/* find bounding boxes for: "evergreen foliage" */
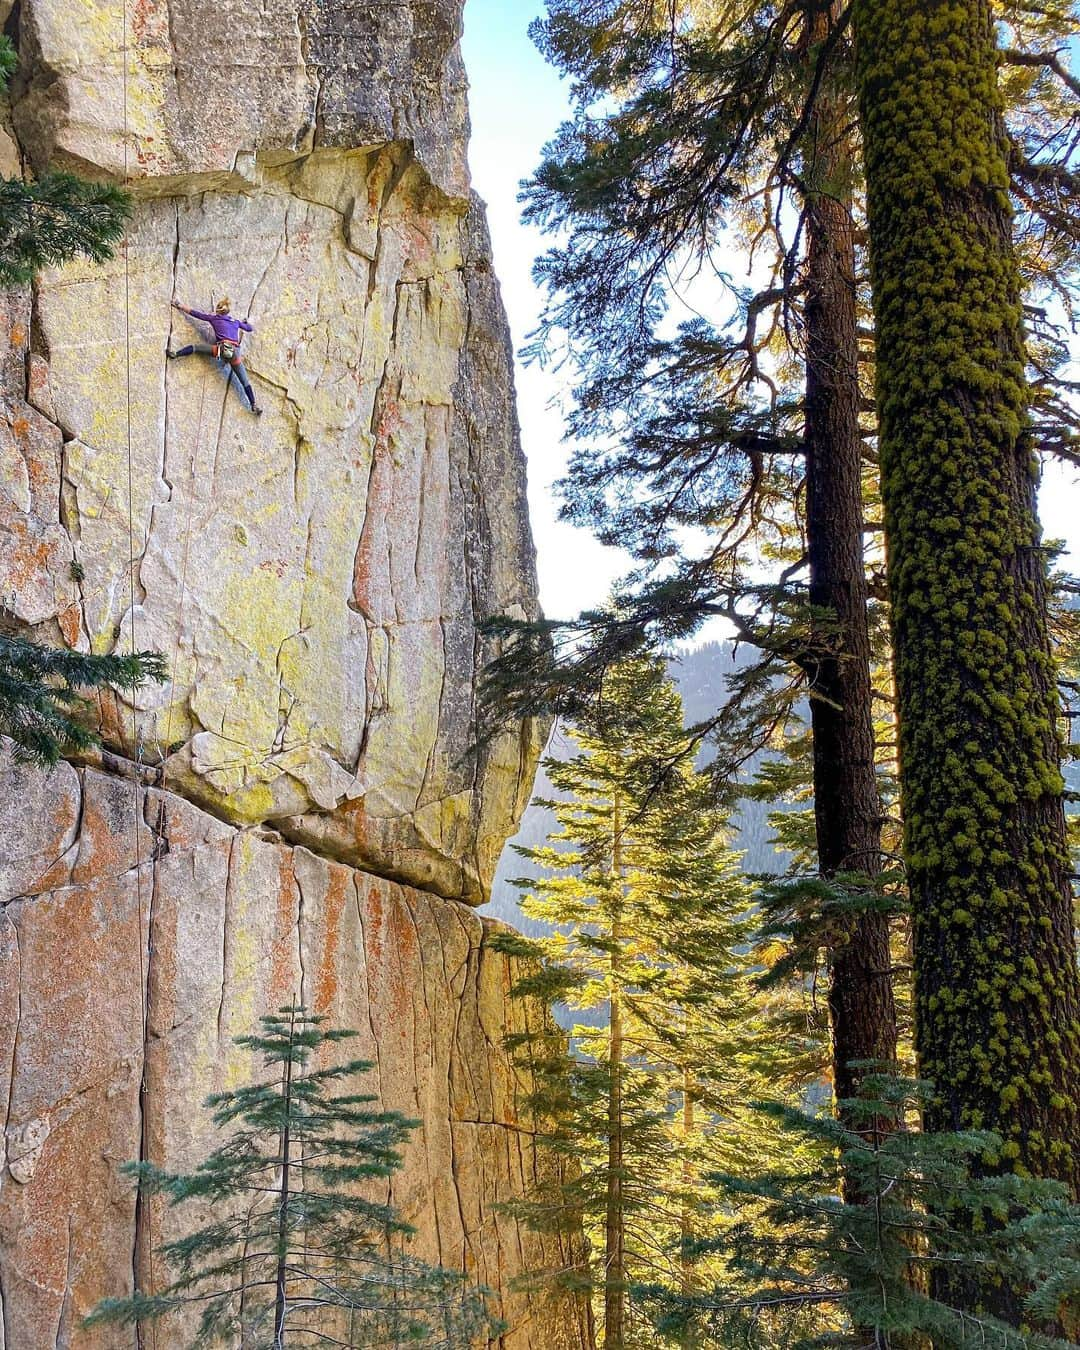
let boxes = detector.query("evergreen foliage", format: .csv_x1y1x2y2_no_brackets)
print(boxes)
0,633,166,764
0,171,130,284
86,1007,498,1348
640,1074,1080,1349
0,35,129,284
0,35,14,88
494,658,819,1346
0,35,160,764
480,0,1078,729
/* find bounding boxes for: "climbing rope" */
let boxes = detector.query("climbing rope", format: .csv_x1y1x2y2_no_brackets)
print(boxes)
115,16,275,1324
162,291,267,767
119,5,160,1341
118,10,236,1330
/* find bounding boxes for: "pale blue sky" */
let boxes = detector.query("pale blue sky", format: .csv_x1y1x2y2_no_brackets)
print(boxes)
461,0,629,619
460,2,1079,621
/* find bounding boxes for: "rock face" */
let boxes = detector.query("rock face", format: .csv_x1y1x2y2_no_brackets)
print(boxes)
9,0,542,905
0,759,589,1348
0,0,587,1345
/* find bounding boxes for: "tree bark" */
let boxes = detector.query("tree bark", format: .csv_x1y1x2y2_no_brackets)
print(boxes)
854,0,1080,1235
274,1013,295,1350
801,3,899,1141
680,1068,694,1296
604,792,626,1350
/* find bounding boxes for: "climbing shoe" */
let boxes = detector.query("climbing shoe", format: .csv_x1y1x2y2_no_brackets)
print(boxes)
251,404,263,417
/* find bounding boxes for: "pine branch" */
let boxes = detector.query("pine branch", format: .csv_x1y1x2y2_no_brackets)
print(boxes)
0,176,131,285
1002,46,1080,100
0,635,167,765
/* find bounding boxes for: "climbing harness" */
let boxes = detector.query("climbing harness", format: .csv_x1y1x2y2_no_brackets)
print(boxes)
169,300,261,412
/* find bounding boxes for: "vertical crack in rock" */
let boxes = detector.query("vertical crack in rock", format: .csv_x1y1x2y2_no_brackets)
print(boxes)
294,1,323,153
54,1220,74,1350
350,874,391,1215
423,614,449,800
457,922,485,1122
132,781,159,1330
443,906,475,1276
295,861,308,1009
398,888,443,1263
217,834,239,1043
160,202,182,502
2,912,22,1159
354,893,378,1100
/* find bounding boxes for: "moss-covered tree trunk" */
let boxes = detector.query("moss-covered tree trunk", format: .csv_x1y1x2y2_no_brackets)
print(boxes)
854,0,1080,1202
802,5,899,1134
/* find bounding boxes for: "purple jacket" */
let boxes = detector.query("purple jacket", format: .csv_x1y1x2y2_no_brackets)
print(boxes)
188,309,253,344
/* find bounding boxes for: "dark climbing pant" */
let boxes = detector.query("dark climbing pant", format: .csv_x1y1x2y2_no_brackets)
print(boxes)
173,343,257,410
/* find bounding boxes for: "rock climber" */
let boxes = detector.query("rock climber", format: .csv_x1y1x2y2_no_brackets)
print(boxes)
168,297,262,415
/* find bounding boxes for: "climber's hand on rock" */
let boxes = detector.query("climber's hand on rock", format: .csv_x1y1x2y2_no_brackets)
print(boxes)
171,300,187,313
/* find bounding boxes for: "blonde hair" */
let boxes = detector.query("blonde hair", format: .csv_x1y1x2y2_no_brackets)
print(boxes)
215,296,231,313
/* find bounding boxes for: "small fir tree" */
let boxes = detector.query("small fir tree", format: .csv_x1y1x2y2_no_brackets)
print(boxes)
641,1074,1080,1349
87,1007,499,1348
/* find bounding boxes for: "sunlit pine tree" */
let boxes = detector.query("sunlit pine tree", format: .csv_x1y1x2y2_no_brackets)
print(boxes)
497,657,804,1348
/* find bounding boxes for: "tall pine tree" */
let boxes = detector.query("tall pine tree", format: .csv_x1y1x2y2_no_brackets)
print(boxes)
496,658,805,1348
797,0,898,1137
481,0,902,1140
853,0,1080,1193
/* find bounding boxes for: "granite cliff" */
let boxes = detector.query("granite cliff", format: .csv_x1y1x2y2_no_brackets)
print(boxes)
0,1,586,1344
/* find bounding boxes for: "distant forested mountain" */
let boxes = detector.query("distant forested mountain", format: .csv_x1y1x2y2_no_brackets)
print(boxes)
483,640,798,932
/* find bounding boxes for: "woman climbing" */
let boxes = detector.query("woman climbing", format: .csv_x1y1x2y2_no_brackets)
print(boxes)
168,297,263,415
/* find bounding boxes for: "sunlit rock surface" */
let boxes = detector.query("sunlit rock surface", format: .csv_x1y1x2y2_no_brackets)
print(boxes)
0,0,583,1344
0,760,588,1347
9,0,541,905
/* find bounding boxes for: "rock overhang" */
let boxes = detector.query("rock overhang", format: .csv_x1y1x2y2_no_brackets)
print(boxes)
0,0,543,905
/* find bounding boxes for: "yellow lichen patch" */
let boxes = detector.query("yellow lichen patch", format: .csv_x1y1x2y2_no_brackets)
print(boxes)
24,118,535,903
